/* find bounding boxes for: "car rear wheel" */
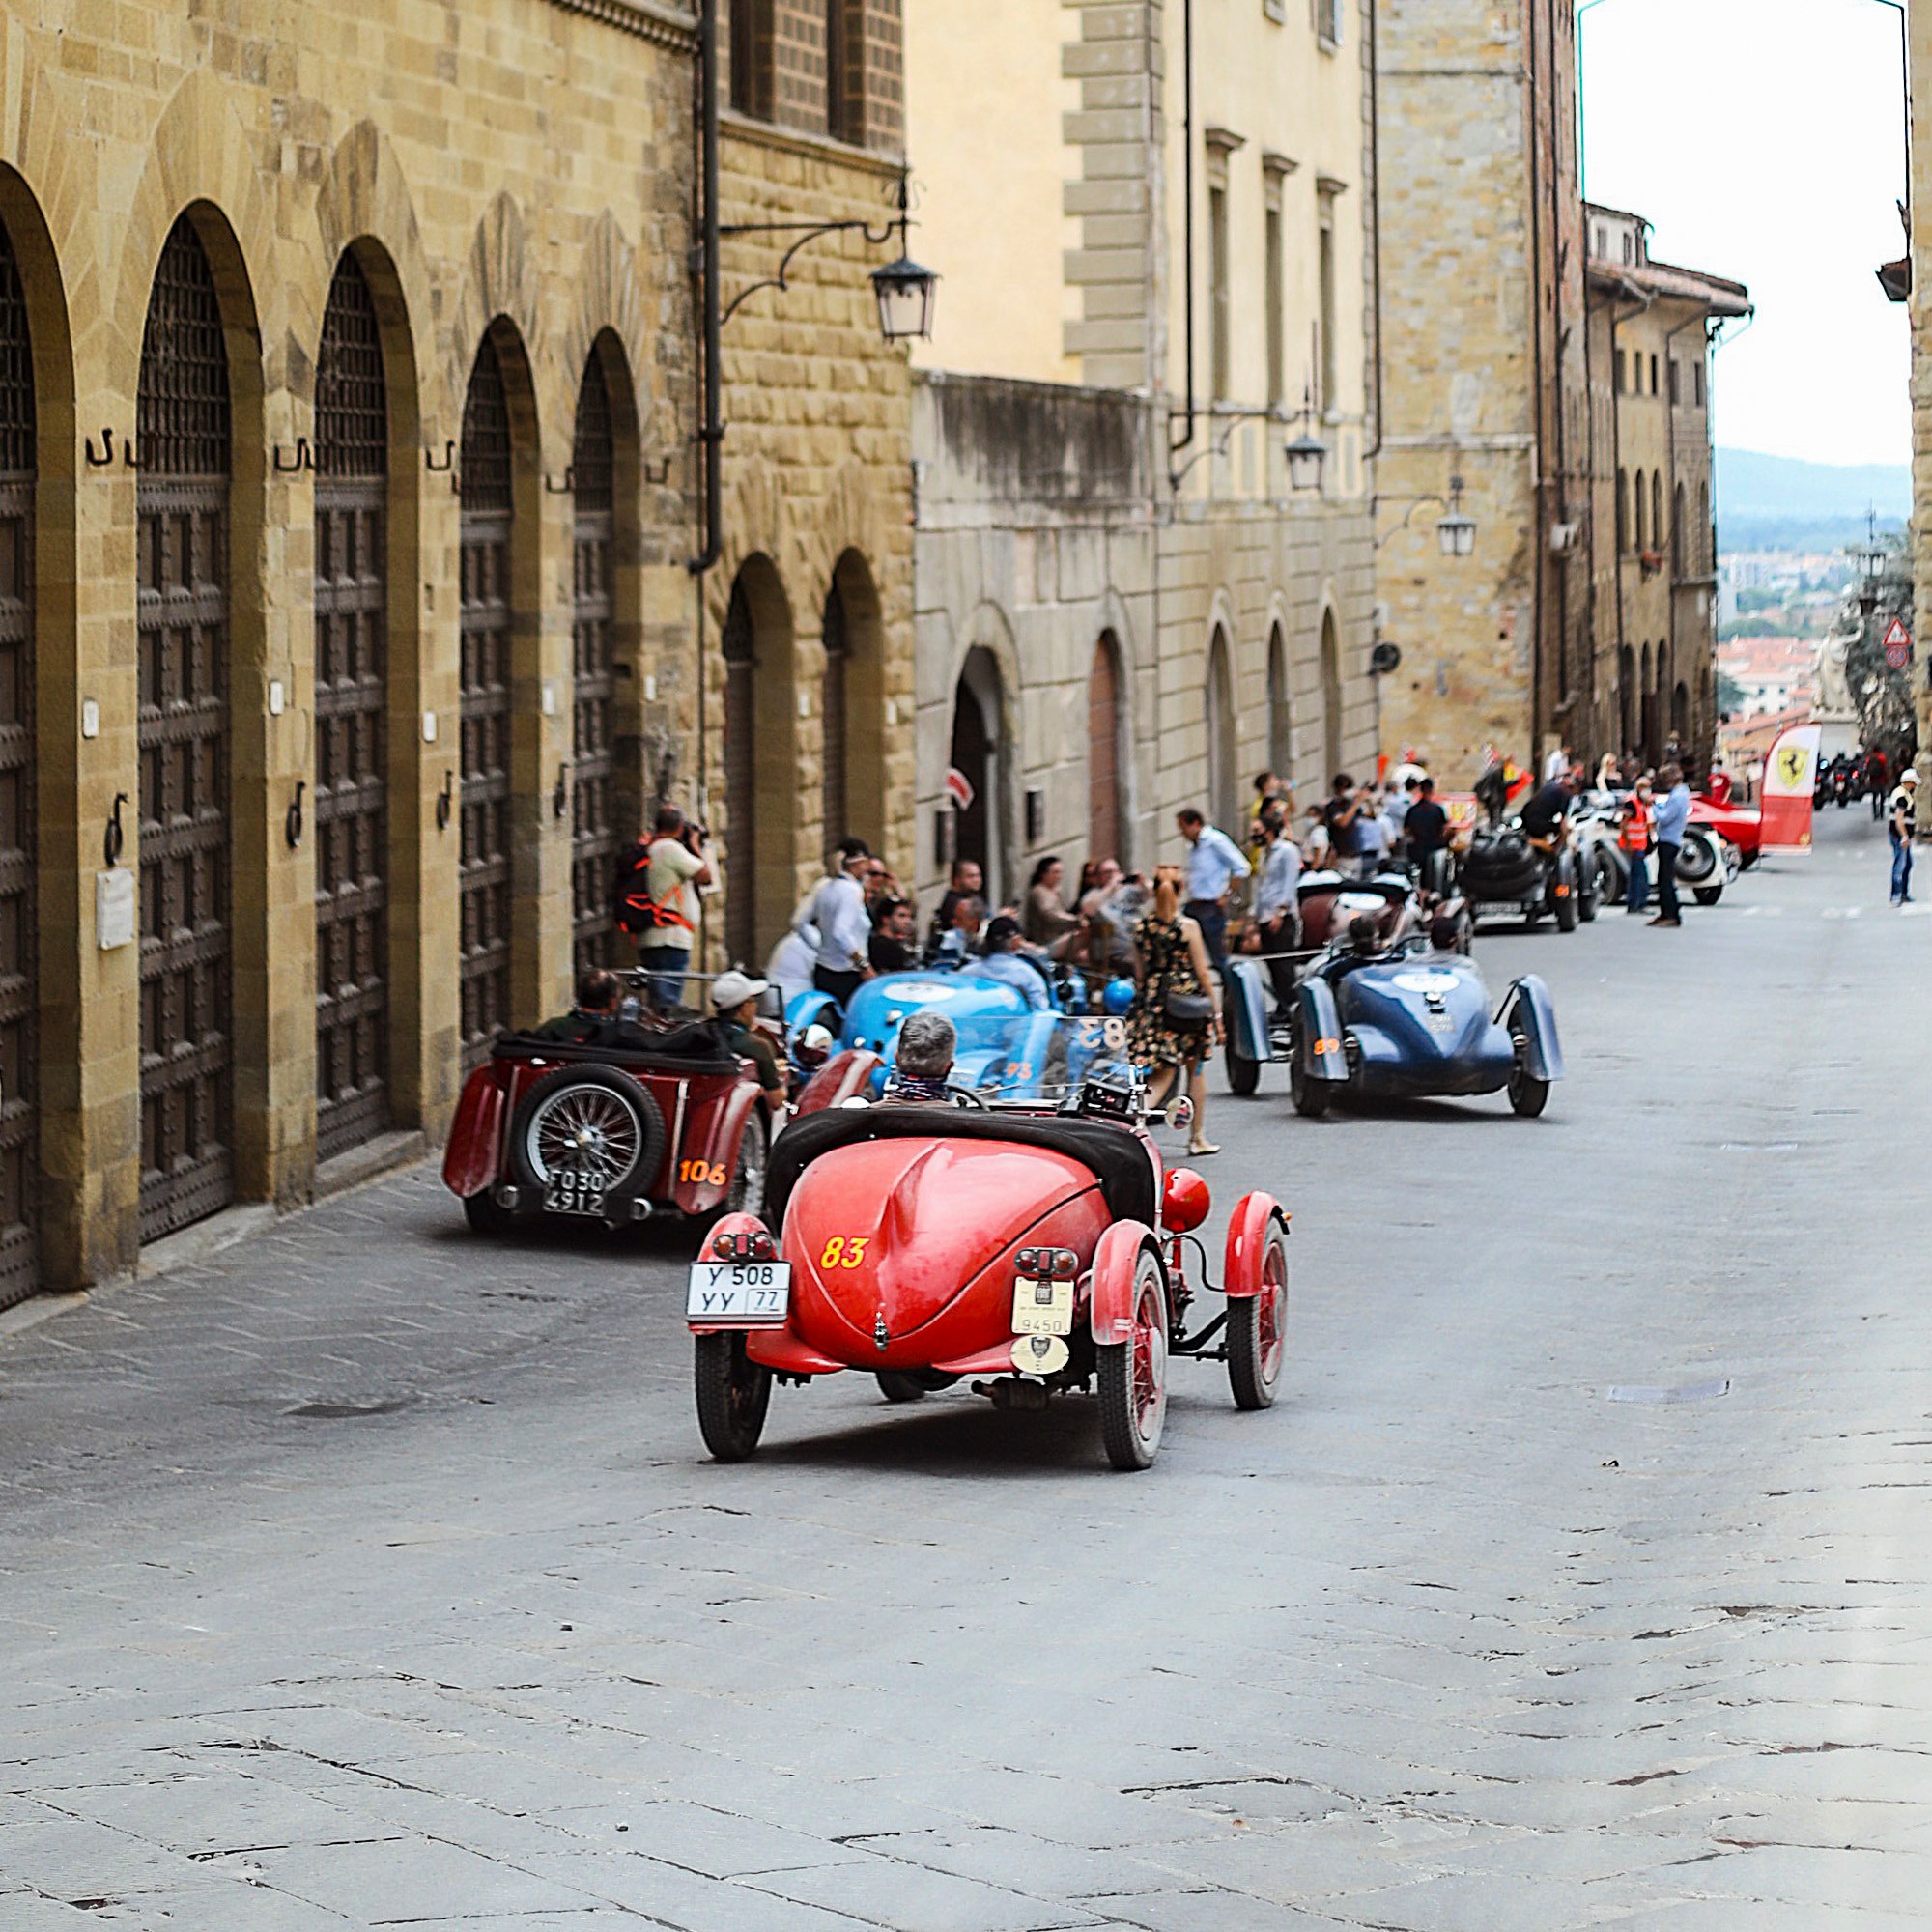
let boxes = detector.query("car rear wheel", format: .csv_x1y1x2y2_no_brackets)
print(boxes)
695,1333,772,1462
1226,1223,1288,1411
510,1066,666,1219
1097,1251,1168,1471
1693,885,1724,908
1508,1041,1550,1119
724,1110,771,1219
1289,1043,1331,1120
1225,1039,1262,1096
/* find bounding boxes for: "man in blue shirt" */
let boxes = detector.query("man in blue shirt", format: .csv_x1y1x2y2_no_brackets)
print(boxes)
1649,763,1690,927
967,915,1053,1012
1177,808,1250,981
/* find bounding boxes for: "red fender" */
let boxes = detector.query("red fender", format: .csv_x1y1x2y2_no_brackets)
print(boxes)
674,1076,767,1215
1223,1191,1288,1300
441,1066,507,1199
1089,1220,1162,1346
796,1048,883,1117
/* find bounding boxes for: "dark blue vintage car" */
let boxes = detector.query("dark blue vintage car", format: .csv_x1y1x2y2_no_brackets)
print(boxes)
1225,936,1562,1119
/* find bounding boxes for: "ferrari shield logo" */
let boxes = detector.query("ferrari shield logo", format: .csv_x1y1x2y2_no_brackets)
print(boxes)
1776,745,1808,790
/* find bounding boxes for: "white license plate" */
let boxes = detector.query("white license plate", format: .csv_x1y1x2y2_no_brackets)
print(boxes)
1423,1014,1457,1036
545,1179,608,1217
687,1263,792,1324
1011,1276,1075,1338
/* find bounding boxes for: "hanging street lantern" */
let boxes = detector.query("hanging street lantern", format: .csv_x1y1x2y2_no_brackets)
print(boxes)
1435,475,1477,558
871,252,939,343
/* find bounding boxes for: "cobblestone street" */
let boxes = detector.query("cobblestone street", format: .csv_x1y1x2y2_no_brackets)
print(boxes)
3,813,1930,1928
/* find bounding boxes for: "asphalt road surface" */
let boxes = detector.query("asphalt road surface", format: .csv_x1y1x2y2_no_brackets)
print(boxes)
4,808,1929,1930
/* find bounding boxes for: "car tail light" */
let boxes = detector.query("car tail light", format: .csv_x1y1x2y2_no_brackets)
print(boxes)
712,1231,736,1260
1049,1249,1078,1280
749,1229,777,1262
1016,1247,1039,1274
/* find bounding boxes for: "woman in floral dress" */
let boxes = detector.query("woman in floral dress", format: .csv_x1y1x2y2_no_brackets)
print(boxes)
1127,865,1222,1155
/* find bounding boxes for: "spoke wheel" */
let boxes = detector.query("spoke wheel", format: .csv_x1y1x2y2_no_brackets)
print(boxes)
526,1084,643,1187
1227,1225,1289,1410
725,1112,770,1218
695,1333,772,1462
1097,1252,1168,1471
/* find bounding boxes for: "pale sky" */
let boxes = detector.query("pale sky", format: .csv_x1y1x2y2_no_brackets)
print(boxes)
1581,0,1911,468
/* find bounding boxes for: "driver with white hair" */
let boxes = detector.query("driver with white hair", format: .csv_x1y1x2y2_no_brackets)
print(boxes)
887,1010,957,1104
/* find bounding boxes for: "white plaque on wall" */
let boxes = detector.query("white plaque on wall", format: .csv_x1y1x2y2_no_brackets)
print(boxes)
97,868,135,951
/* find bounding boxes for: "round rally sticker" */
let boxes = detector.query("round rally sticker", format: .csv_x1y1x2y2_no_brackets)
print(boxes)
1392,971,1463,995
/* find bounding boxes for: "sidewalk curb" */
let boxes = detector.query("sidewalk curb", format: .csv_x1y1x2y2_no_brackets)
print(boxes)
0,1291,88,1344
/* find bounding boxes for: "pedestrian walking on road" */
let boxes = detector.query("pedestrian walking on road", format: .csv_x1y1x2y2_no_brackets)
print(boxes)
1620,775,1654,915
810,838,875,1009
1128,865,1221,1157
1177,807,1250,982
1649,763,1690,927
1889,769,1918,905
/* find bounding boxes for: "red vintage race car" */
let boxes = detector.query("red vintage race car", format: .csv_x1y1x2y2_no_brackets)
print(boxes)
1692,773,1763,867
685,1022,1291,1471
442,1014,779,1236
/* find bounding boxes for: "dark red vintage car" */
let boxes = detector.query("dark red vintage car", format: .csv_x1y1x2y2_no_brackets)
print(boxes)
442,1019,779,1236
685,1021,1291,1472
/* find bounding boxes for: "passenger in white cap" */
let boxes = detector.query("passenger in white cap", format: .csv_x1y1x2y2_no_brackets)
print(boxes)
712,970,785,1114
1889,768,1919,907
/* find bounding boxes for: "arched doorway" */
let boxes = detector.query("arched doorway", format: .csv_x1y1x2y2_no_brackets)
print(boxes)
820,551,884,855
1266,622,1292,782
1672,680,1690,745
571,337,633,979
0,212,37,1302
719,554,793,969
137,214,239,1241
951,646,1005,901
1320,611,1344,781
1639,643,1657,761
457,325,526,1067
1088,632,1122,865
313,249,392,1162
1618,644,1636,753
1205,625,1237,829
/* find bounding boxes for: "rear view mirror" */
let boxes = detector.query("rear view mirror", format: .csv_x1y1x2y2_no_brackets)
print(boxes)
1168,1096,1195,1132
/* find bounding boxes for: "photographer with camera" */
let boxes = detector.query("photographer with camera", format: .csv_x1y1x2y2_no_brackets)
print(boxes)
614,805,711,1011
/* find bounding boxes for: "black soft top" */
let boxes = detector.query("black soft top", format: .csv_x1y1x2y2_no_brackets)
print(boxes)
491,1022,741,1077
766,1106,1158,1232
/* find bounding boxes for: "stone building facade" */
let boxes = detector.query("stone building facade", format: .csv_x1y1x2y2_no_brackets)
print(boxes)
901,0,1378,906
1911,2,1932,768
1583,205,1747,769
0,0,712,1299
1375,0,1591,783
702,0,915,971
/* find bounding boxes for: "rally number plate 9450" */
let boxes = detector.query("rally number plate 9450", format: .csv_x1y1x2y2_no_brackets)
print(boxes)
687,1263,792,1325
1011,1276,1075,1338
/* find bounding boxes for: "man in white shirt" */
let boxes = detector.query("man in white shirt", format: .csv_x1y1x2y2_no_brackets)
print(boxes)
1177,807,1251,981
810,838,875,1009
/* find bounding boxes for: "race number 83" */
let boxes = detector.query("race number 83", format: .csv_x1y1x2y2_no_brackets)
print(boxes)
820,1236,869,1269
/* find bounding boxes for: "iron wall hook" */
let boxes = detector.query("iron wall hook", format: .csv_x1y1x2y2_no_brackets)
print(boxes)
553,762,571,819
85,429,116,469
543,468,576,496
285,779,306,850
435,770,453,833
103,793,127,869
425,440,455,473
273,438,315,475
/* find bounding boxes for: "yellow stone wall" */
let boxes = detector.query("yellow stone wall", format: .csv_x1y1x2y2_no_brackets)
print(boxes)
1913,0,1932,768
0,0,699,1286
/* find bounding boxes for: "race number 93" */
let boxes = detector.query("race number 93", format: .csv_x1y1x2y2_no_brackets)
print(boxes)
820,1236,869,1269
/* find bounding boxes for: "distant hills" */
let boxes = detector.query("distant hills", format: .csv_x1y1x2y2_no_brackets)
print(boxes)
1717,448,1909,552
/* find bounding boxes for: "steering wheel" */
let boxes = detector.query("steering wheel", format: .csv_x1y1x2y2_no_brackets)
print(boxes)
946,1083,989,1110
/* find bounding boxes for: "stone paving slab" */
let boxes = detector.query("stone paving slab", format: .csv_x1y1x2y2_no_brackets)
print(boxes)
4,818,1932,1924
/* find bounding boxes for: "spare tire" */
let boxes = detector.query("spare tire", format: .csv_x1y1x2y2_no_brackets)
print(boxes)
508,1065,667,1219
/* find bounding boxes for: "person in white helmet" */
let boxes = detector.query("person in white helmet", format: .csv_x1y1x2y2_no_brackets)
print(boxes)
1889,768,1919,906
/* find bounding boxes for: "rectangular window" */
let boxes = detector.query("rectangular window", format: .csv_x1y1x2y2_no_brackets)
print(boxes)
825,0,858,144
730,0,774,119
1615,348,1626,395
1317,0,1342,47
1650,354,1660,396
1668,357,1681,406
1317,210,1337,412
1264,206,1284,406
1694,360,1706,409
1209,184,1231,400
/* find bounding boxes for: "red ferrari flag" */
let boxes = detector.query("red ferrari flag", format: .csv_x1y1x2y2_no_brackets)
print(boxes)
1762,723,1821,853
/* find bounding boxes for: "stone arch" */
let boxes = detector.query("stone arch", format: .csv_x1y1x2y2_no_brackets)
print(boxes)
949,601,1022,904
114,71,285,408
446,195,545,457
1265,616,1293,782
1088,629,1125,868
554,211,652,460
